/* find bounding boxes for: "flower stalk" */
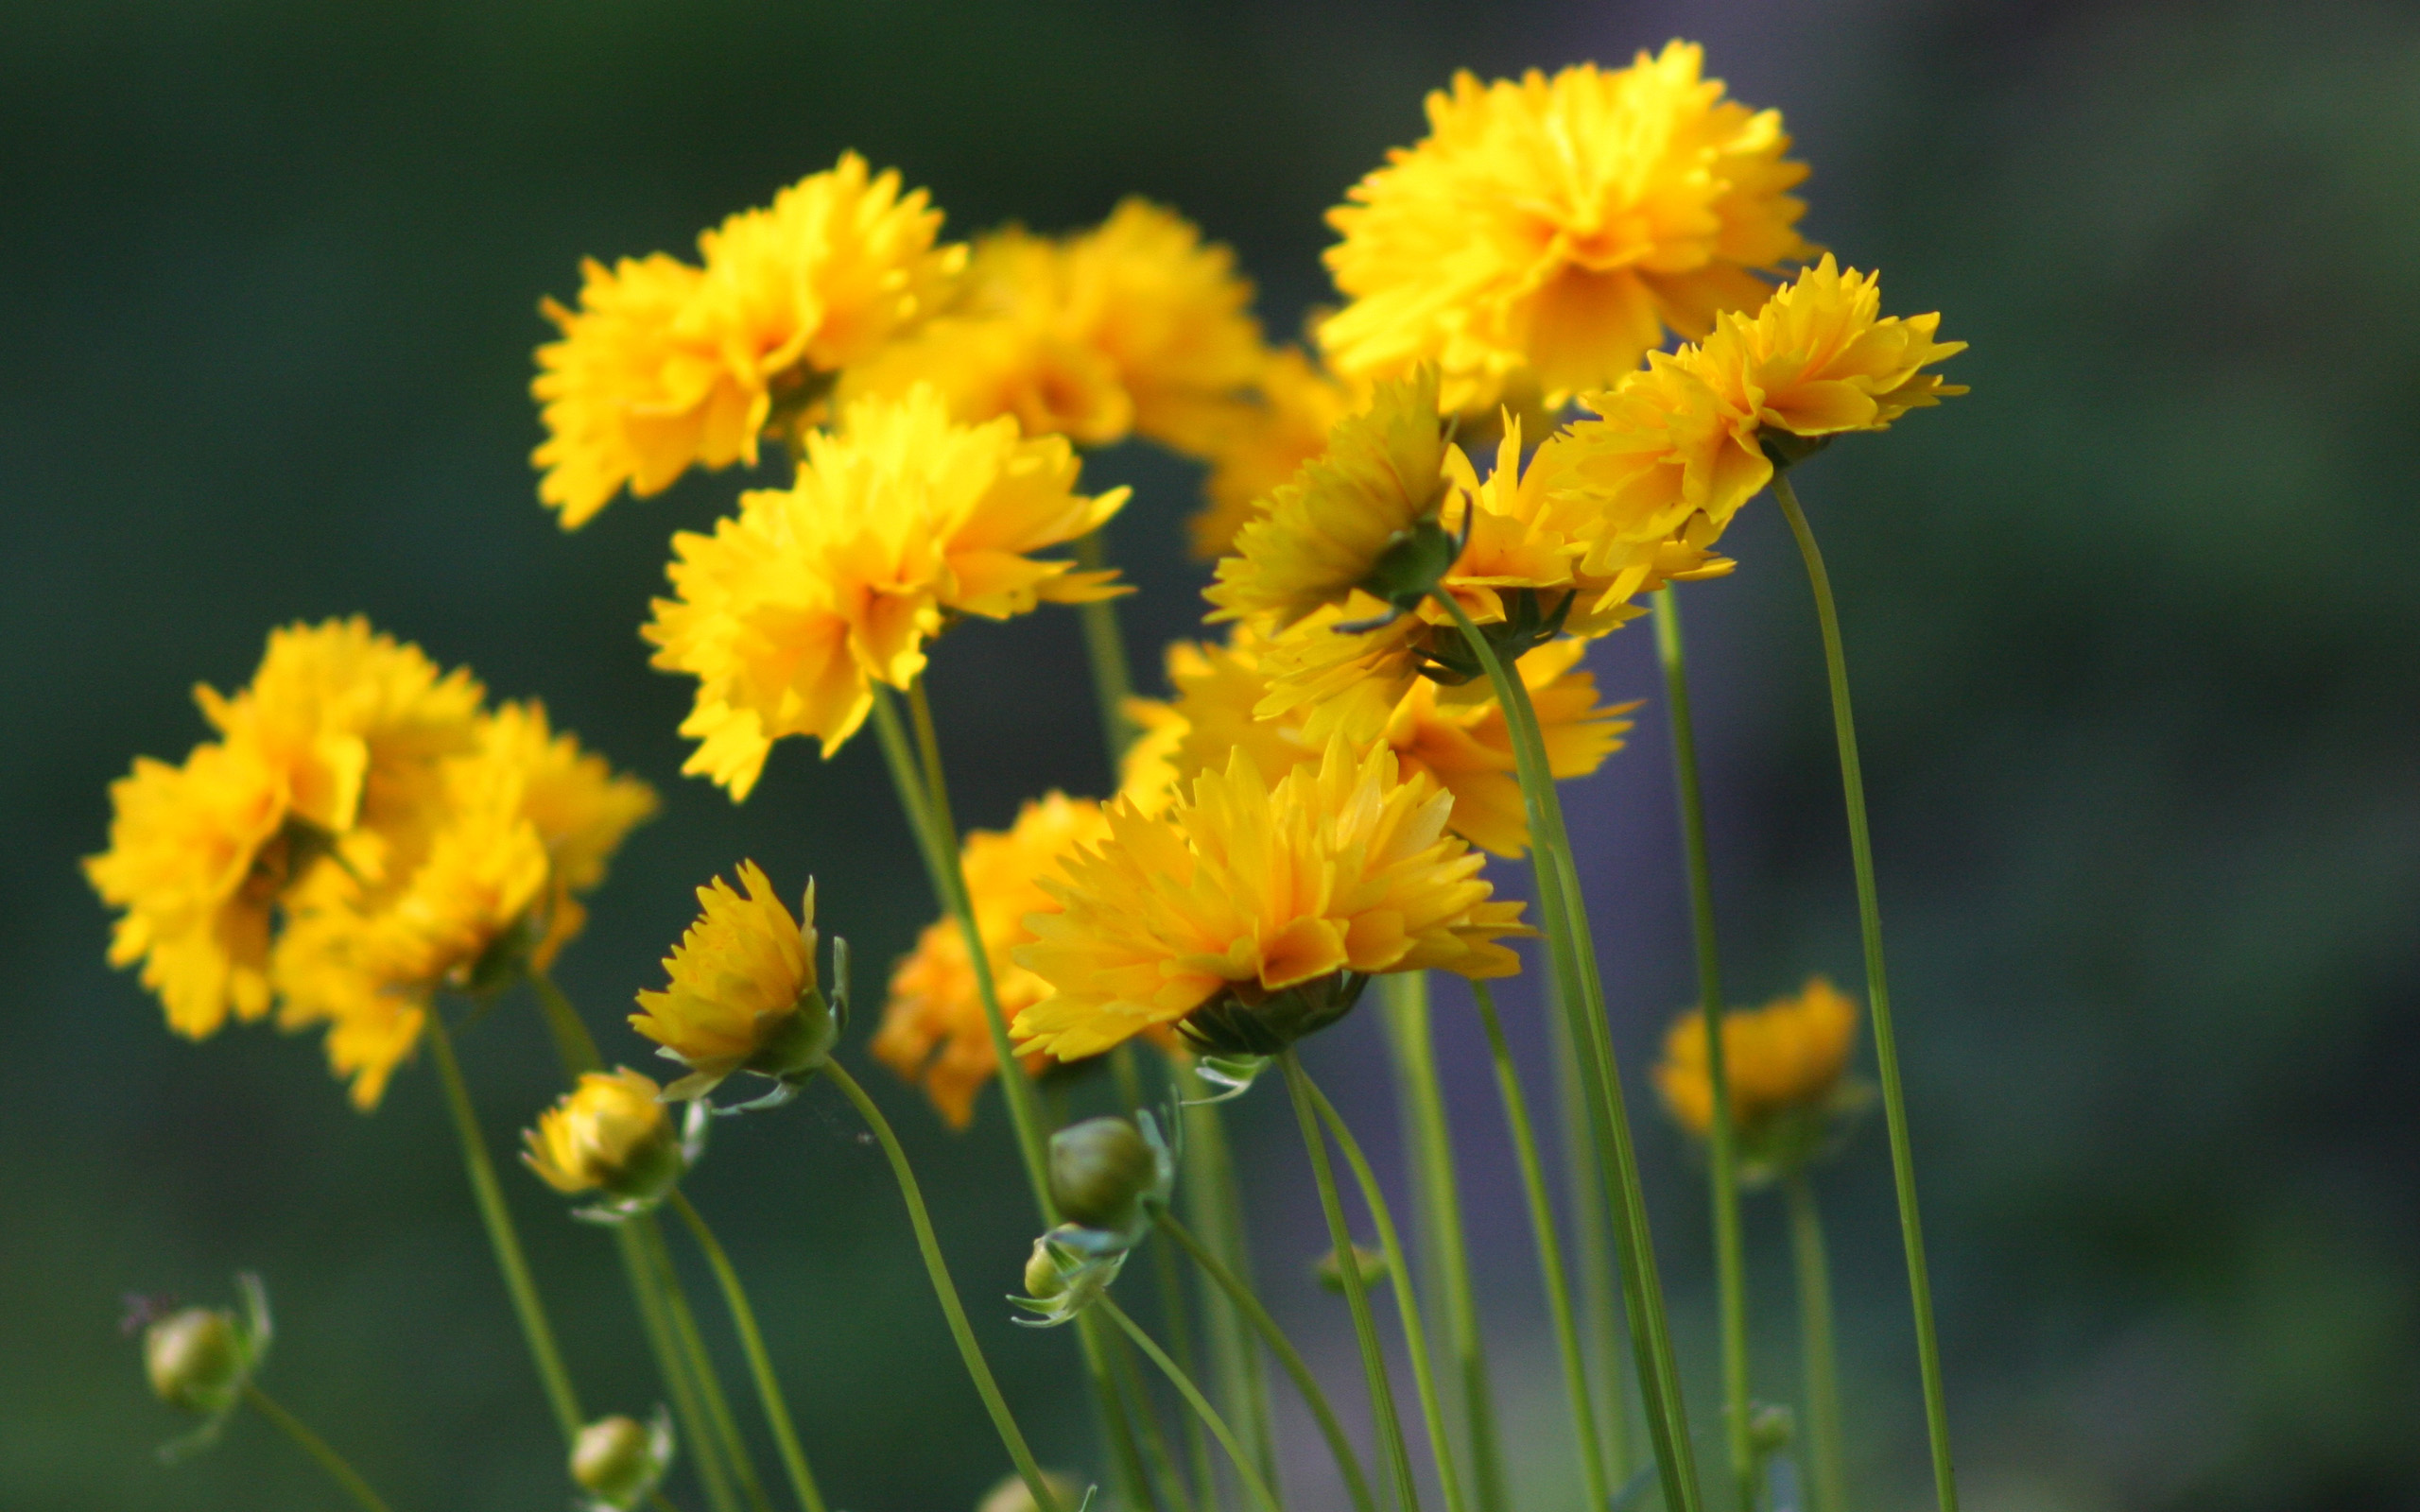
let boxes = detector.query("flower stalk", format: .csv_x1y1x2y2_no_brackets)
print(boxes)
667,1191,829,1512
1074,526,1141,772
243,1383,393,1512
1099,1297,1287,1512
1788,1175,1848,1512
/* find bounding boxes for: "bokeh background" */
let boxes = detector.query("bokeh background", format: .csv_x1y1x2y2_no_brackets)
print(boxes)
6,1,2417,1507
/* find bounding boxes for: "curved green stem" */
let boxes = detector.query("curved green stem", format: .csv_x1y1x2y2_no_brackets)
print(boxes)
1111,1322,1198,1512
1180,1086,1280,1493
1470,982,1610,1512
1159,1211,1378,1512
243,1384,390,1512
424,1011,582,1442
1301,1065,1469,1512
1651,588,1754,1512
1547,993,1634,1482
1099,1297,1287,1512
667,1192,829,1512
1073,527,1139,772
644,1221,776,1512
1772,475,1958,1512
824,1060,1063,1512
1434,593,1701,1512
1787,1176,1848,1512
1116,1050,1216,1509
1281,1050,1420,1512
1379,972,1507,1512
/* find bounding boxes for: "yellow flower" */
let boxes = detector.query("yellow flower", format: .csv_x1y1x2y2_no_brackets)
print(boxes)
646,387,1128,798
631,861,832,1100
1558,256,1964,562
475,702,660,958
843,199,1264,456
1206,369,1451,631
1319,44,1810,411
532,154,963,527
1186,348,1360,558
872,793,1112,1127
1012,740,1528,1061
1652,977,1860,1137
523,1068,684,1204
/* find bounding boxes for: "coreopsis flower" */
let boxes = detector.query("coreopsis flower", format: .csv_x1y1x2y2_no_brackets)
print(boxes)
843,199,1264,455
1558,256,1965,564
631,861,836,1103
1125,628,1632,858
646,387,1128,798
872,793,1111,1127
1186,348,1358,559
1012,740,1528,1061
532,154,963,527
476,702,661,958
1653,977,1868,1177
1319,44,1811,411
523,1069,686,1208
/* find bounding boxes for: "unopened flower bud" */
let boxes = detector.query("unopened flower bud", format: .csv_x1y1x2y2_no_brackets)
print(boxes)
1316,1242,1391,1294
978,1469,1084,1512
1048,1116,1158,1231
524,1070,685,1206
571,1411,672,1508
145,1308,244,1414
1023,1238,1070,1300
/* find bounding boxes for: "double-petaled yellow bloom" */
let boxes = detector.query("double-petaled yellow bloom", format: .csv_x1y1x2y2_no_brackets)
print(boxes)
873,793,1113,1127
523,1069,684,1205
1186,347,1360,559
645,387,1129,799
533,154,964,527
1558,256,1966,561
631,861,833,1100
1319,44,1810,411
1653,977,1861,1138
844,199,1265,456
1012,740,1527,1061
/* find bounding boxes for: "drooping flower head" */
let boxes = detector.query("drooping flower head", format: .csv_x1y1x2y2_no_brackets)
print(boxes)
1557,255,1965,564
1653,976,1862,1147
631,861,834,1102
1319,44,1811,411
1013,740,1528,1062
532,154,964,526
523,1068,685,1207
645,387,1129,798
873,793,1113,1127
843,199,1265,456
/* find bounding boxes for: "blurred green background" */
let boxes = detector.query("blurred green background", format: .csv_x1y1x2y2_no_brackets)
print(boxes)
6,1,2416,1508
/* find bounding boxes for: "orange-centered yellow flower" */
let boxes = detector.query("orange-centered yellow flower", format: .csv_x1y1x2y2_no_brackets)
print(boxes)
532,154,964,527
1652,976,1860,1137
1012,740,1528,1061
631,861,830,1100
873,793,1112,1127
1319,44,1810,411
1558,256,1965,564
844,199,1264,457
645,387,1129,798
523,1068,684,1204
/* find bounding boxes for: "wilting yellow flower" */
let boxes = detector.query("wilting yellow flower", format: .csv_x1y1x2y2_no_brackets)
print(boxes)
845,199,1263,456
523,1068,683,1204
631,861,831,1100
1013,740,1528,1060
873,794,1112,1127
1207,369,1450,631
1126,629,1631,858
1319,44,1810,410
532,154,963,527
1559,256,1965,562
647,387,1128,797
1187,348,1359,558
1653,976,1860,1136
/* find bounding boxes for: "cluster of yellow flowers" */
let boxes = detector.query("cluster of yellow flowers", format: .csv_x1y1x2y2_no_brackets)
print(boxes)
87,619,654,1107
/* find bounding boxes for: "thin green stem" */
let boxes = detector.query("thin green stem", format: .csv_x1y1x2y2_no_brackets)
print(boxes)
907,673,959,845
1281,1050,1420,1512
1547,993,1634,1482
1073,527,1139,772
873,682,1155,1511
424,1011,582,1442
1117,1050,1217,1510
1772,474,1958,1512
1787,1176,1848,1512
1100,1297,1287,1512
1180,1087,1281,1494
1302,1066,1469,1512
1111,1317,1199,1512
1159,1211,1378,1512
528,971,748,1512
667,1192,829,1512
1470,981,1611,1512
1651,587,1754,1512
1435,593,1701,1512
242,1384,391,1512
651,1221,778,1512
824,1060,1064,1512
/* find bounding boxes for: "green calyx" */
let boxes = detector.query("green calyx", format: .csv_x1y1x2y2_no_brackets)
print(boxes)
1355,515,1462,615
1409,587,1576,686
1179,971,1370,1057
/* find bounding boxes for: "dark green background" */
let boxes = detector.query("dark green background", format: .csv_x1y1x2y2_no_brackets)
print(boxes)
6,2,2415,1508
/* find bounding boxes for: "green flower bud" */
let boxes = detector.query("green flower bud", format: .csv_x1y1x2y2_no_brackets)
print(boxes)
1316,1242,1391,1295
978,1469,1085,1512
1048,1116,1159,1231
1024,1238,1070,1300
571,1412,671,1507
145,1308,245,1415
